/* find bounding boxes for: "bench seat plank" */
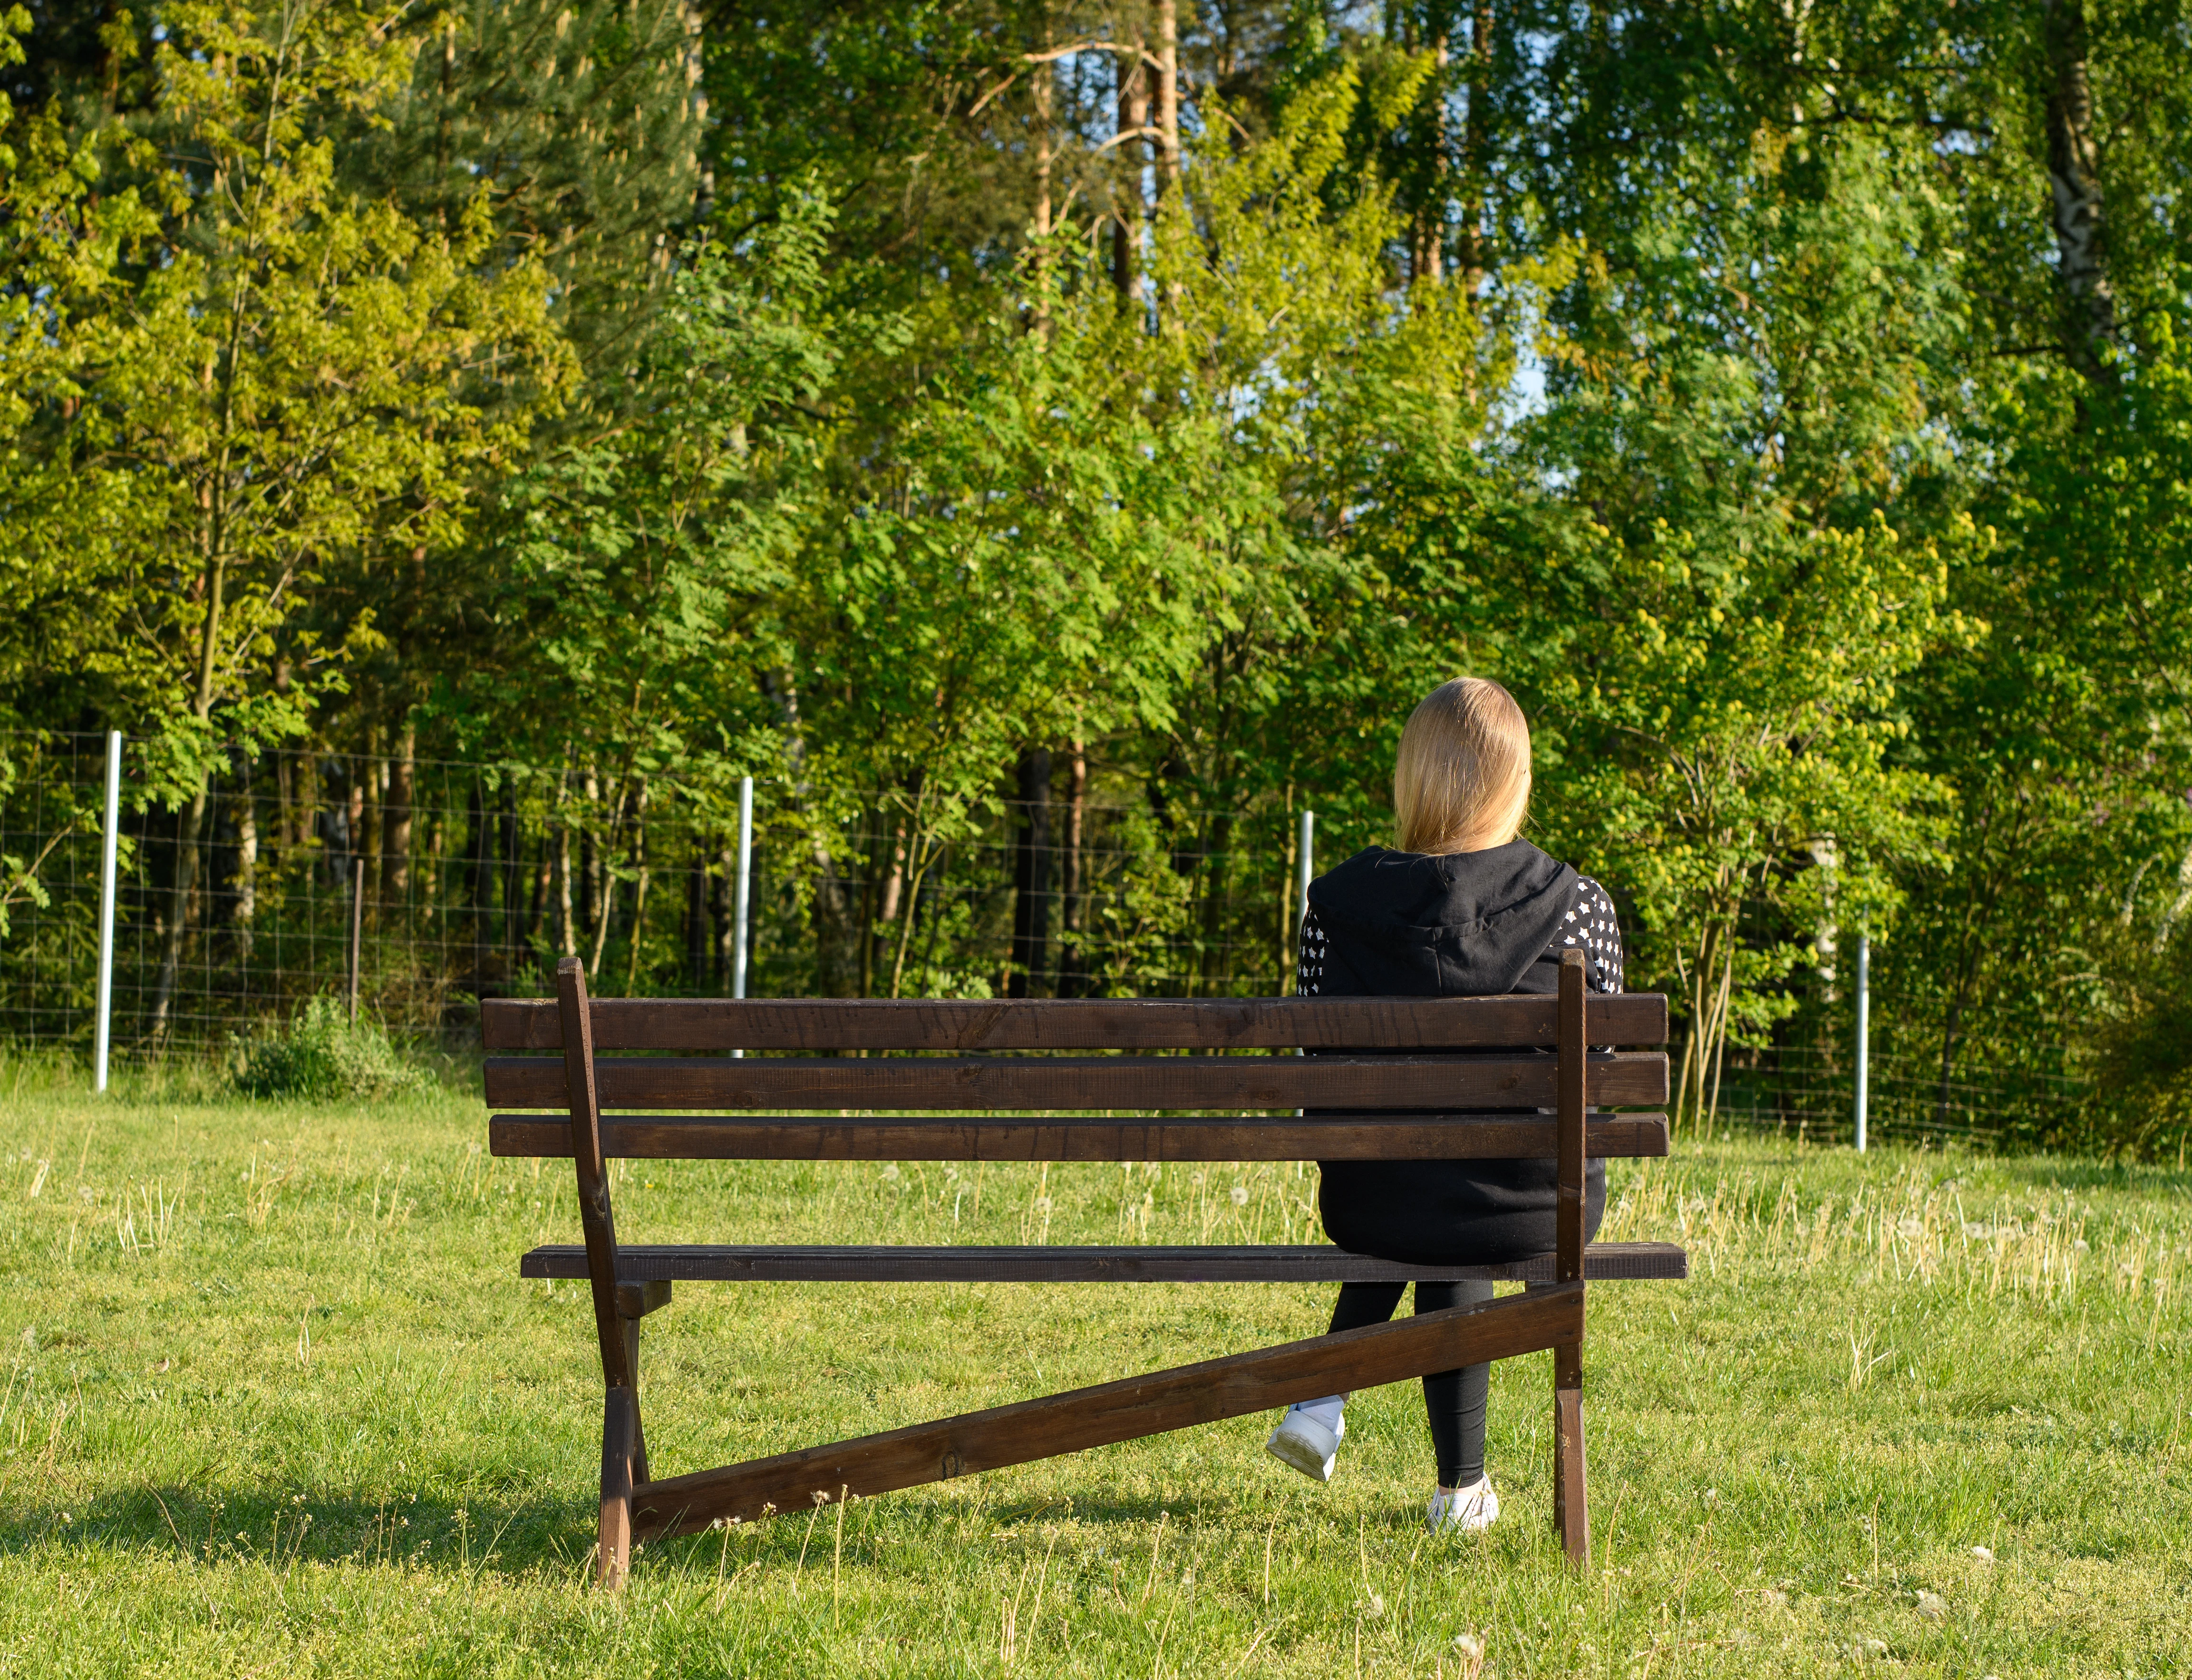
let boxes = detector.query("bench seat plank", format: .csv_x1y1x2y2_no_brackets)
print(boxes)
518,1240,1688,1284
483,994,1669,1053
628,1286,1583,1540
490,1111,1670,1161
482,1051,1669,1112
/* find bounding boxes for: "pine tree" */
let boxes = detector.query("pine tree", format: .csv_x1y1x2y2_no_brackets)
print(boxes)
349,0,708,410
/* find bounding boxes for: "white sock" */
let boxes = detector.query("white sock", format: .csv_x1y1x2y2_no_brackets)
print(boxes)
1289,1395,1345,1432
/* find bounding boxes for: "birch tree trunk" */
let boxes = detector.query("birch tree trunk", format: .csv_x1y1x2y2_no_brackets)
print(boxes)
1112,30,1147,304
2044,0,2119,383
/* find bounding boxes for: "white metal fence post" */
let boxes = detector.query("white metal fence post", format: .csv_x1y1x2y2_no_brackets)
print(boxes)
93,730,122,1093
731,775,753,1057
1854,927,1871,1153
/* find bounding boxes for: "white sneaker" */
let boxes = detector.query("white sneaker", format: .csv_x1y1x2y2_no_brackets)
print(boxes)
1265,1407,1345,1482
1426,1477,1500,1534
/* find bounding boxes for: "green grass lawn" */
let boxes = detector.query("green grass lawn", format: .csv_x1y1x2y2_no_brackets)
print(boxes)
2,1059,2187,1677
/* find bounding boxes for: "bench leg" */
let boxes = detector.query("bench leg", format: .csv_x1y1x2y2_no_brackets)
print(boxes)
1552,1346,1588,1568
599,1385,638,1590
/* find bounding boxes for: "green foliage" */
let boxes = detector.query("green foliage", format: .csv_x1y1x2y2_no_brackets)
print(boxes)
228,997,425,1101
7,1,2192,1149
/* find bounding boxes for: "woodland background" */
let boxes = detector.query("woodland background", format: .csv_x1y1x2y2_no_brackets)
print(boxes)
1,0,2188,1154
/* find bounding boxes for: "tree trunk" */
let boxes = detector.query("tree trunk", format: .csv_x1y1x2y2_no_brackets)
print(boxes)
2044,0,2118,382
552,771,579,959
528,833,551,974
686,835,709,991
468,776,492,983
1154,0,1179,203
383,722,415,895
714,836,736,988
272,749,294,867
1198,811,1234,997
1009,748,1054,998
231,758,257,963
1112,31,1147,304
1457,0,1493,297
501,785,524,964
624,779,651,993
1057,743,1087,998
1033,15,1054,240
1412,10,1451,285
346,765,366,894
581,765,602,941
588,776,624,981
148,789,207,1041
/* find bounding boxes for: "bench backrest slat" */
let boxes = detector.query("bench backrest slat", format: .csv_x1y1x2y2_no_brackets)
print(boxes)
480,1050,1669,1112
481,994,1668,1053
488,1110,1672,1161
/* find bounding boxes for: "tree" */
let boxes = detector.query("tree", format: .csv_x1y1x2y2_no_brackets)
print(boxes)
0,0,572,1029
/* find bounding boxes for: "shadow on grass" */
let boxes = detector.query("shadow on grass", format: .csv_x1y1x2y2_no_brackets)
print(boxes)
6,1481,594,1581
7,1475,1240,1584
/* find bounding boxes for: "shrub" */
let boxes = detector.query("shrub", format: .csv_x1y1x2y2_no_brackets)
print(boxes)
230,999,427,1101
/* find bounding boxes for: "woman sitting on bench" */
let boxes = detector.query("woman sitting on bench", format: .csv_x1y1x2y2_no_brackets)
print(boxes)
1264,676,1625,1534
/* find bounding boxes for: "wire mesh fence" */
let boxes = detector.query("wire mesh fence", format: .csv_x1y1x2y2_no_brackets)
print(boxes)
0,732,1367,1050
0,730,2094,1148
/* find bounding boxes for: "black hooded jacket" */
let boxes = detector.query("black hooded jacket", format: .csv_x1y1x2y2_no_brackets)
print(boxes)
1300,840,1624,1265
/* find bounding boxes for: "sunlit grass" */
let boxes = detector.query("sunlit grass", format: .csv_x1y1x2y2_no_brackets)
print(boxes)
1,1056,2186,1676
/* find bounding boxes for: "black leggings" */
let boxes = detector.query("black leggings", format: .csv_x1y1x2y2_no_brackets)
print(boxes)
1327,1281,1494,1487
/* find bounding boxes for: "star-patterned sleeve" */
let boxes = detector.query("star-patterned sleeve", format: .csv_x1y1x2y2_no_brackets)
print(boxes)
1558,876,1625,993
1297,907,1327,995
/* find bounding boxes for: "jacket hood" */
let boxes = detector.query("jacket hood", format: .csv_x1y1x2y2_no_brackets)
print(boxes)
1305,840,1578,996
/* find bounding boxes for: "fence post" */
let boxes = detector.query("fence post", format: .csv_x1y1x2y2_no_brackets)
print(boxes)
1854,926,1870,1154
94,730,122,1093
731,776,753,1058
349,858,365,1025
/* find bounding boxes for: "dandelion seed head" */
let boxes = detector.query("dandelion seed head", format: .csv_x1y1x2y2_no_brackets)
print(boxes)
1229,1185,1248,1206
1971,1545,1993,1561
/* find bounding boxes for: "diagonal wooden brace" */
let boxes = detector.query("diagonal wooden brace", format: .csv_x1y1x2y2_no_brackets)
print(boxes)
629,1283,1582,1542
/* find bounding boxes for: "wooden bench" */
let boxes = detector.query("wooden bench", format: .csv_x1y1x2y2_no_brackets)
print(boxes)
483,950,1683,1588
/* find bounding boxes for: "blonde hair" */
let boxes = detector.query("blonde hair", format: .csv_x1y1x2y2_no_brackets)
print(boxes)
1393,678,1532,854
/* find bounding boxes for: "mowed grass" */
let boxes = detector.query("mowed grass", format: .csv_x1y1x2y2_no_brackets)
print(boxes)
1,1059,2188,1678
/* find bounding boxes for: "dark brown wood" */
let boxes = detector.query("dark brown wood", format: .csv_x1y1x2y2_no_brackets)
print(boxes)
482,993,1670,1053
490,1110,1673,1163
1557,954,1587,1286
615,1279,674,1320
519,1240,1689,1284
483,1051,1669,1112
600,1384,636,1591
1553,1383,1588,1568
625,1314,652,1487
629,1286,1583,1540
559,960,633,1400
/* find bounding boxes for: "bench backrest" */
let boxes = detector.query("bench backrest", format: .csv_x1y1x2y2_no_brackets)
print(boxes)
482,966,1670,1169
